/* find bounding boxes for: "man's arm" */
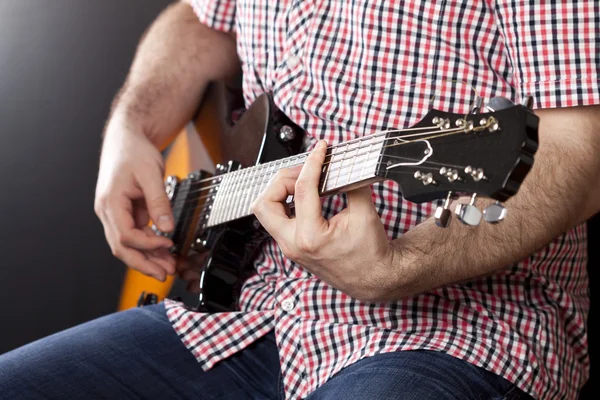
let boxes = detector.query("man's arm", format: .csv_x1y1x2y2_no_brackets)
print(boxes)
95,2,240,280
389,105,600,299
252,105,600,302
111,1,240,147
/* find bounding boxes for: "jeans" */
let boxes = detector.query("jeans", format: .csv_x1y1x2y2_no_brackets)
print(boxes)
0,303,532,399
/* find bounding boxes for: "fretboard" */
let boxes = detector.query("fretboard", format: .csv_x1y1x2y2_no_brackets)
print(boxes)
206,134,384,227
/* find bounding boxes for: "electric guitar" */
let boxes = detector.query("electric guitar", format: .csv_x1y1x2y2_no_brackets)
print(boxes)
149,91,539,312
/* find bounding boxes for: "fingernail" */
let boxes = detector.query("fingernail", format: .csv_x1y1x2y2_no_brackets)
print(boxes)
158,215,173,231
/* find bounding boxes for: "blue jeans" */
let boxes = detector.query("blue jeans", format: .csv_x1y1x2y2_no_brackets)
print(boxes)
0,303,532,399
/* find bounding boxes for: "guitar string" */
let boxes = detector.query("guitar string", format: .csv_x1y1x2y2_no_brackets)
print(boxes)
171,125,486,232
172,123,478,222
171,142,448,218
170,123,477,206
169,122,484,213
174,147,460,202
170,157,442,242
170,123,463,191
182,156,431,216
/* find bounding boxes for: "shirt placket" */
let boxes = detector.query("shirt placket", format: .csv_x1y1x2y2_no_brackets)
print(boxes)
274,278,312,398
273,0,314,104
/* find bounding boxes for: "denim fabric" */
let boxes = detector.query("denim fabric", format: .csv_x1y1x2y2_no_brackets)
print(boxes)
0,303,531,399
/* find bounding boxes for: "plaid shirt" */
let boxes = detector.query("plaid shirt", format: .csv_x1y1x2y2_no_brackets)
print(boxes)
169,1,599,398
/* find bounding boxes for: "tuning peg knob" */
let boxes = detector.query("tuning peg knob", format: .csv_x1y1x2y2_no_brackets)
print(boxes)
455,194,482,226
483,201,507,223
455,204,482,226
435,208,452,228
521,95,534,109
435,191,454,228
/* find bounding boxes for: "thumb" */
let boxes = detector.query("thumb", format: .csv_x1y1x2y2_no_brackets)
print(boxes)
139,172,174,232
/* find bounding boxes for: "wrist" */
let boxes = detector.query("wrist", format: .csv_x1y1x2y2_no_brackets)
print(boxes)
105,100,164,148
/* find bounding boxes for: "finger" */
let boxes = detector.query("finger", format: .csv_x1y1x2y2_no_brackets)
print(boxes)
251,174,297,244
133,200,150,228
181,268,201,282
260,167,301,203
186,279,201,294
148,252,176,276
107,234,167,281
176,252,207,274
106,196,173,250
346,185,378,216
295,140,328,230
138,170,174,232
142,227,177,275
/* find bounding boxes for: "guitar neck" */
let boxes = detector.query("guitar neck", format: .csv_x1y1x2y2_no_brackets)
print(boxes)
206,135,385,227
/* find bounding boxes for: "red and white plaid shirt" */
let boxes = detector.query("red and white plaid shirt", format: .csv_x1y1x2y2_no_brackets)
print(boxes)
168,1,599,398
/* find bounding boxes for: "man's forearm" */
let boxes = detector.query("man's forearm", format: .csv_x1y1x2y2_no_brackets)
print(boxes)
109,1,240,147
389,105,600,299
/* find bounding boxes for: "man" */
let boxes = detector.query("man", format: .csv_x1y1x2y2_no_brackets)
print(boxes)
0,0,598,399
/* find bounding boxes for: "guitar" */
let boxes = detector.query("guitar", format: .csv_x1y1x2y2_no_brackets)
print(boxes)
118,82,243,310
149,91,538,312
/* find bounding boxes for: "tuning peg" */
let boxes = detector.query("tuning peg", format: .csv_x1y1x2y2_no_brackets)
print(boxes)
521,95,534,109
483,201,507,223
455,193,482,226
470,96,484,114
435,192,454,228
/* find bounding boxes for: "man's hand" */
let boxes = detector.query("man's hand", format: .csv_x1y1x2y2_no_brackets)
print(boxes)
94,116,176,281
92,2,240,283
251,141,396,302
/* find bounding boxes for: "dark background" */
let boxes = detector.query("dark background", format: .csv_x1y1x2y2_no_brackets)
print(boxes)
0,0,172,352
0,0,597,397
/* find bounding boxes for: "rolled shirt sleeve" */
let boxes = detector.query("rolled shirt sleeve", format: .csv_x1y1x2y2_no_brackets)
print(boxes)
494,0,600,109
182,0,236,33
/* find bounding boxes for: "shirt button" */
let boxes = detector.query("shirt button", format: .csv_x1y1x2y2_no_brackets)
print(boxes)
281,299,296,312
287,55,301,68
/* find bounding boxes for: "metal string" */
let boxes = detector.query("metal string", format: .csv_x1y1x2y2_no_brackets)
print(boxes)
171,119,496,231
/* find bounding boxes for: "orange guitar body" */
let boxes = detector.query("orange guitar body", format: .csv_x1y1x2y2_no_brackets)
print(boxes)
117,84,232,311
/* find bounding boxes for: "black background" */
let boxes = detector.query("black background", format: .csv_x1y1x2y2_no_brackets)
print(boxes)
0,0,597,397
0,0,172,353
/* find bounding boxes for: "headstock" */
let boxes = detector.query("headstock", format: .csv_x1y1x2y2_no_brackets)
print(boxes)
377,97,538,225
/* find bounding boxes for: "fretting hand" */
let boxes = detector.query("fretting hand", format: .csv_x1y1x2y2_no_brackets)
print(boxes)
251,140,397,302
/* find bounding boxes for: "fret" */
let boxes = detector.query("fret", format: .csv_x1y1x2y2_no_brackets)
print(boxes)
360,135,375,181
218,172,233,225
334,143,349,189
260,160,279,195
235,167,250,220
243,164,262,217
208,173,228,226
227,169,242,222
249,164,265,213
220,171,232,224
207,131,388,226
321,149,332,193
224,169,240,223
229,168,241,221
346,139,361,185
207,177,220,226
